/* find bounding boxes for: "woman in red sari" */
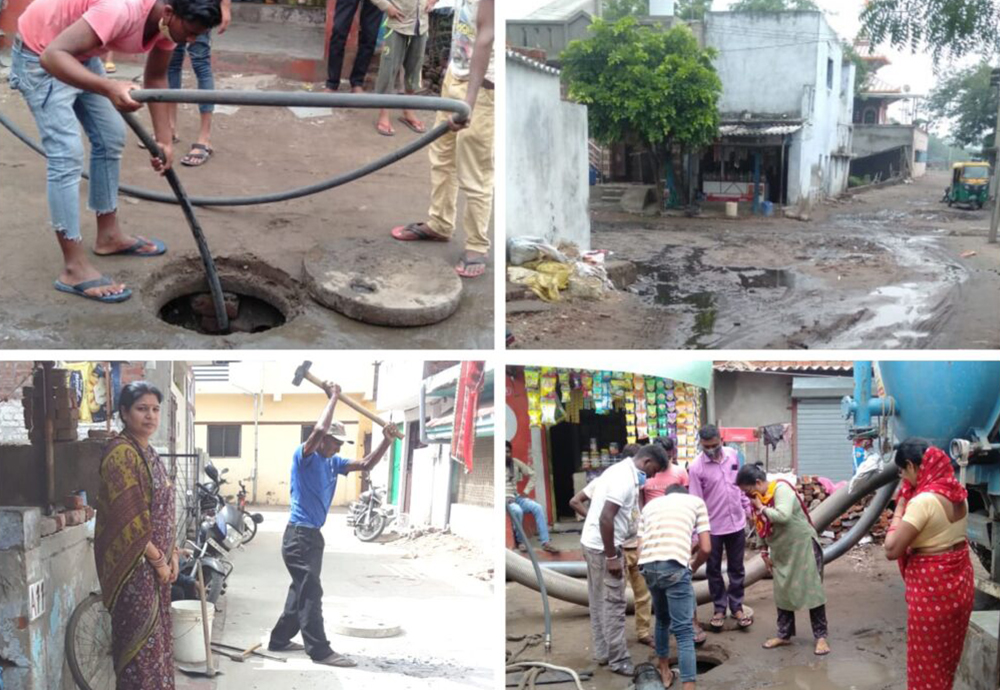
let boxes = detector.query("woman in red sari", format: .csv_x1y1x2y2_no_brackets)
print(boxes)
94,382,177,689
884,438,974,690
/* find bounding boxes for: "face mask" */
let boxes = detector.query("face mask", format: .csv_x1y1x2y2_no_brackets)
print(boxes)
705,446,722,458
159,16,173,41
637,470,647,487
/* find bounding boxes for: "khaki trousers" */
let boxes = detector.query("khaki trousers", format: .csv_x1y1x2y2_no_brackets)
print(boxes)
625,546,652,640
426,70,494,253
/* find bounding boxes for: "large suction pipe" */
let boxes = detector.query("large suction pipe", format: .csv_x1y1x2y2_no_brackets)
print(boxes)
507,464,899,610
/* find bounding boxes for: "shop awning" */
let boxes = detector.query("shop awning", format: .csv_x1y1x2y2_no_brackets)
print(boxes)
425,403,494,440
719,122,803,137
505,356,714,390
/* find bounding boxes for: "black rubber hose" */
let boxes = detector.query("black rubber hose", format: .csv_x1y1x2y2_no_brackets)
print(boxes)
120,111,228,332
0,89,469,207
507,503,553,653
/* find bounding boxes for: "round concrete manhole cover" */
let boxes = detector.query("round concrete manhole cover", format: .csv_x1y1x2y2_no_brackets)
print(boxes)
303,238,463,327
330,615,403,638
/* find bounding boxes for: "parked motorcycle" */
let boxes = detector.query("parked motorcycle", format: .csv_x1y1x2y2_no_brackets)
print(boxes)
346,478,396,541
178,516,234,605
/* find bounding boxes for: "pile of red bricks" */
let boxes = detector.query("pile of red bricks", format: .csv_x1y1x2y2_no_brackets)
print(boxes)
798,475,893,545
39,494,97,537
23,368,79,444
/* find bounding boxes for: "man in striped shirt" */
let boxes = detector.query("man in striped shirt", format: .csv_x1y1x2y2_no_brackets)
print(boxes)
638,485,712,690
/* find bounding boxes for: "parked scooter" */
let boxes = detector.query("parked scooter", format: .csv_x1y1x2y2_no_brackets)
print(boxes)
175,513,234,605
202,463,262,550
237,479,263,544
346,476,397,541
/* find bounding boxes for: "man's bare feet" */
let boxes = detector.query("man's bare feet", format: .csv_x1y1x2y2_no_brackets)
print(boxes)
657,659,679,688
762,637,792,649
376,109,395,136
814,638,831,655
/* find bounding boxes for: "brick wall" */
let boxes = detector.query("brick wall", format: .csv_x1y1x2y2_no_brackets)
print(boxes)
453,434,494,507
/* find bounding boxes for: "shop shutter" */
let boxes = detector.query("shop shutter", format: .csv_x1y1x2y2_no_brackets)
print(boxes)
796,398,854,482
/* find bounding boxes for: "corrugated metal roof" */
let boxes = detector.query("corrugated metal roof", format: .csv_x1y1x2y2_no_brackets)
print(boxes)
521,0,597,22
719,123,804,137
713,361,853,373
506,48,561,76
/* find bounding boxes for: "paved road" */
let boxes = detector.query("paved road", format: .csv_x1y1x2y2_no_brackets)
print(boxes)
200,509,494,690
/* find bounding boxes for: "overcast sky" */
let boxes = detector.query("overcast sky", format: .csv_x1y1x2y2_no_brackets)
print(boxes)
506,0,987,134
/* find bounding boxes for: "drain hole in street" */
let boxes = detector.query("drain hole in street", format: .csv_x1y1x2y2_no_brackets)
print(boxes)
159,291,286,335
697,655,722,673
351,279,377,294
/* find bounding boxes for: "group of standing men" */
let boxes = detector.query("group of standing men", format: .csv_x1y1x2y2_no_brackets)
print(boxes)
562,426,760,689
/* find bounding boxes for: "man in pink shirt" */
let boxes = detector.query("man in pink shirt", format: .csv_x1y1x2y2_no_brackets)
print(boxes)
688,425,754,632
9,0,222,303
642,437,689,502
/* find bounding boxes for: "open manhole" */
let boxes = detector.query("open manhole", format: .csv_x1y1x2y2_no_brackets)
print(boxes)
148,256,302,336
303,237,463,327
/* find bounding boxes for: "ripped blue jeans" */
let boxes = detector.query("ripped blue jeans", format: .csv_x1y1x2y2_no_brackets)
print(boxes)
8,38,124,242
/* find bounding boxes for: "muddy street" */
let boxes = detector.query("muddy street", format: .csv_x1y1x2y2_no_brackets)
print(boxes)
507,545,925,690
508,171,999,350
0,71,493,349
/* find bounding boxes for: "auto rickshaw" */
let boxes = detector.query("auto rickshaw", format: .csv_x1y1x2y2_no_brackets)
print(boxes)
943,162,991,208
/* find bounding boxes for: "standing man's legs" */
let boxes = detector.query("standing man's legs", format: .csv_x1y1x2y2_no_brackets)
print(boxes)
269,526,335,659
624,547,653,644
724,530,747,617
706,534,727,626
180,32,216,166
601,554,631,673
665,569,698,689
452,80,494,277
349,0,384,92
373,30,407,135
327,0,361,90
398,31,428,129
583,548,610,665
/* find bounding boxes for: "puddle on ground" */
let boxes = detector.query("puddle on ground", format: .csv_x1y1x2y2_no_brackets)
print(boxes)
633,247,795,347
751,659,895,690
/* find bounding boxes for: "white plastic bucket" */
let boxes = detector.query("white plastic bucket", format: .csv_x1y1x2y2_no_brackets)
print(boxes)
725,201,738,218
171,600,215,664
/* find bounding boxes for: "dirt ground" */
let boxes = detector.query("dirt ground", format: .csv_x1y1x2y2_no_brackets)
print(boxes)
507,544,911,690
508,172,999,350
0,69,493,349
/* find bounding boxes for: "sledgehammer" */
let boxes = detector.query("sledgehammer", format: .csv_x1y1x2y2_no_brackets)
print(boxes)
292,361,404,440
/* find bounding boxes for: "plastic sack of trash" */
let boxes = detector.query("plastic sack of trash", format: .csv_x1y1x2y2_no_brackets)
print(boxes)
508,236,569,266
507,263,571,302
848,450,884,494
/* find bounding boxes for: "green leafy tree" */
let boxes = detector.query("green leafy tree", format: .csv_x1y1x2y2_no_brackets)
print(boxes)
928,62,998,150
675,0,712,20
601,0,647,21
729,0,818,11
860,0,1000,62
562,17,722,205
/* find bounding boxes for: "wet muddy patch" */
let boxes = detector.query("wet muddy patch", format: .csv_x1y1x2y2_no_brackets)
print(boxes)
631,247,797,348
147,255,303,337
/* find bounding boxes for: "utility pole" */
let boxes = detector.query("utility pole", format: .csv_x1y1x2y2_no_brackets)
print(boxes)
989,67,1000,244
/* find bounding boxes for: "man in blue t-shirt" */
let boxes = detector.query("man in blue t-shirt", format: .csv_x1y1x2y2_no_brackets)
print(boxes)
267,380,397,667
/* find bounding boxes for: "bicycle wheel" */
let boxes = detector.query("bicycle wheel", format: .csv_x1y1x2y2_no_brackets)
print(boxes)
66,592,114,690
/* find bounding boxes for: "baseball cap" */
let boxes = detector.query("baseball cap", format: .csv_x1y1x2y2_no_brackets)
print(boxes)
323,421,353,444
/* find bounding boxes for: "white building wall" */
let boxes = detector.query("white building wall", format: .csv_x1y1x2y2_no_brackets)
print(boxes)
506,56,591,250
705,12,854,205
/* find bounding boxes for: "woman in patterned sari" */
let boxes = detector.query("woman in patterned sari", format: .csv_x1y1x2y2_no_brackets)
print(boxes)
736,463,831,656
94,381,177,690
884,438,973,690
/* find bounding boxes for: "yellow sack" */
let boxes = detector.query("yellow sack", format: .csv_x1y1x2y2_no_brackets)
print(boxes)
508,264,571,302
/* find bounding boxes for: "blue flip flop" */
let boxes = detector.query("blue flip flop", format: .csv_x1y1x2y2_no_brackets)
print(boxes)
95,237,167,257
54,276,132,303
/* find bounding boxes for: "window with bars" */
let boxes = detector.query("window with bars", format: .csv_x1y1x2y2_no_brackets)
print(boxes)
207,425,241,457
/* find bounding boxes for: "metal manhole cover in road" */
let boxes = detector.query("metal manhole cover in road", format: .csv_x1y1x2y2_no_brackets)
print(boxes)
303,237,463,327
331,615,403,638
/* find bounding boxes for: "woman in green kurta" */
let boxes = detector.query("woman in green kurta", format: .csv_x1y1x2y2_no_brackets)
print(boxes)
736,463,830,656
